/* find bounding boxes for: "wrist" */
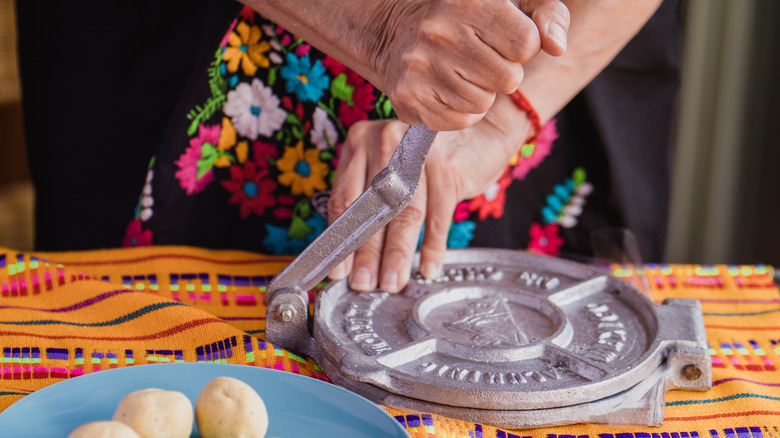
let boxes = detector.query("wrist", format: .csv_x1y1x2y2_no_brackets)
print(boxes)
509,90,542,145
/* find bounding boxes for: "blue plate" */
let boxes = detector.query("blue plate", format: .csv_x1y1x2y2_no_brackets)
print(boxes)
0,363,411,437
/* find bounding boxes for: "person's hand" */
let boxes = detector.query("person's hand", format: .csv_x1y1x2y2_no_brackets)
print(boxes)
370,0,570,131
327,113,529,292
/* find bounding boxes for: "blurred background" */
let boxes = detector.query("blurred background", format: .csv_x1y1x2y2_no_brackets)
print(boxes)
0,0,778,266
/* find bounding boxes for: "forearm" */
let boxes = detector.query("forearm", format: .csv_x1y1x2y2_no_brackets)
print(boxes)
238,0,406,89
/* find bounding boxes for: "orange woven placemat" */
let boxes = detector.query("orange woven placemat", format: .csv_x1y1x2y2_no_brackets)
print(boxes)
0,246,778,437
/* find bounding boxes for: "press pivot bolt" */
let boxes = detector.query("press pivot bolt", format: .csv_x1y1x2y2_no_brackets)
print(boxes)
682,364,702,380
280,305,296,322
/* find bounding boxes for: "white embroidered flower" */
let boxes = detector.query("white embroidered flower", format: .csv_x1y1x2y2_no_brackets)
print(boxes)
269,52,283,64
140,207,153,222
483,182,500,201
224,79,286,140
140,170,154,222
310,107,339,150
558,215,577,228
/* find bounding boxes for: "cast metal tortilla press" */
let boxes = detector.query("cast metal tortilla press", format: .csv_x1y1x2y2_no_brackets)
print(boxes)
264,125,711,428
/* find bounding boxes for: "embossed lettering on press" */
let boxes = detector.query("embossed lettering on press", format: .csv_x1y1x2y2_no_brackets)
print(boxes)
582,303,627,363
345,293,392,355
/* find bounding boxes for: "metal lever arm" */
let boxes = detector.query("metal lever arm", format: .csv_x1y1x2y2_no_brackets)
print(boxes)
265,124,438,354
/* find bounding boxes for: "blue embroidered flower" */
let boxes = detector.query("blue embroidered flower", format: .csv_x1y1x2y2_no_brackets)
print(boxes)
263,224,308,255
280,53,330,102
447,220,476,248
263,212,328,255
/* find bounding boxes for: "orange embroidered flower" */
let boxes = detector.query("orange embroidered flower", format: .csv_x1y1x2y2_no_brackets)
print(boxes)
222,22,270,76
276,141,328,197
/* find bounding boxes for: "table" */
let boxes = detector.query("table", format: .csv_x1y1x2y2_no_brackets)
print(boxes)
0,245,778,437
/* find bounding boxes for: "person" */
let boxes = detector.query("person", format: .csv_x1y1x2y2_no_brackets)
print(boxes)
15,0,680,293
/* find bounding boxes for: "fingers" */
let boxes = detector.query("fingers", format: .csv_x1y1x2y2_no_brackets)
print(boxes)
517,0,571,55
377,177,428,292
417,166,458,282
327,120,410,291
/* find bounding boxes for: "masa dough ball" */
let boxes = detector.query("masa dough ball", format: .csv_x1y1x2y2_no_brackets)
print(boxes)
68,420,141,438
196,376,269,438
112,388,193,438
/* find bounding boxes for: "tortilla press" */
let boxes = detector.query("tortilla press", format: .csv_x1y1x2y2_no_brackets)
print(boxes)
265,125,711,429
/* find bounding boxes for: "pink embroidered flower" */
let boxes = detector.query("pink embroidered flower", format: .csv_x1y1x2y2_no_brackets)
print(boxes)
122,219,153,247
295,44,311,56
176,125,217,194
468,170,512,221
221,161,278,218
453,201,471,222
528,223,564,256
510,118,559,181
339,81,376,128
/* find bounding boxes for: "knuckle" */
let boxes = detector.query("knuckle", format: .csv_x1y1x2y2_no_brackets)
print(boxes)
326,195,351,220
355,239,384,262
397,204,426,226
383,241,417,263
472,92,496,115
425,213,451,239
498,67,524,94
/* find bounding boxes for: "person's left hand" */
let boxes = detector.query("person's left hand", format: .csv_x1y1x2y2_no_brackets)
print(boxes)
327,111,530,293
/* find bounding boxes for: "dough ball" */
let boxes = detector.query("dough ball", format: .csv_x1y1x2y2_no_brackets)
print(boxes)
196,376,269,438
68,420,141,438
112,388,193,438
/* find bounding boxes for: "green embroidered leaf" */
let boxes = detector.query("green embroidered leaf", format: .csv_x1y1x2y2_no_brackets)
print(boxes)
286,113,301,125
573,167,587,185
268,67,277,87
320,150,334,161
186,95,227,136
382,98,393,118
291,124,303,140
288,216,314,240
293,198,312,218
196,143,218,179
331,74,355,104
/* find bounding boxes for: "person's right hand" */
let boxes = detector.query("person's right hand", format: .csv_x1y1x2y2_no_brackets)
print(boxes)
370,0,570,131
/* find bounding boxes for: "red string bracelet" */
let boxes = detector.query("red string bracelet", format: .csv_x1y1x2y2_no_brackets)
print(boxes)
509,90,542,144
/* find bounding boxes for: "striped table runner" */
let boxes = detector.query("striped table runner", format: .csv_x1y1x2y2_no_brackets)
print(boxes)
0,246,778,437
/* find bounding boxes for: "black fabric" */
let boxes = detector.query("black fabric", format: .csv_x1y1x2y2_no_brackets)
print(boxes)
16,1,241,250
17,0,682,262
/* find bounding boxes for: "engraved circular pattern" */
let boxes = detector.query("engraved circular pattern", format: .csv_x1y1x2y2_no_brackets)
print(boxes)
411,286,563,350
313,249,663,410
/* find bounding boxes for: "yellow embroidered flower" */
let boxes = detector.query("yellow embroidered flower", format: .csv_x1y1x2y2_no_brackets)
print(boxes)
222,22,271,76
277,141,328,197
217,117,236,151
234,140,248,164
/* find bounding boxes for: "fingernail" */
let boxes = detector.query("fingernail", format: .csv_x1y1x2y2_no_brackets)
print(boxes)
329,262,346,280
421,262,440,280
547,22,567,51
380,269,399,293
350,267,372,291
